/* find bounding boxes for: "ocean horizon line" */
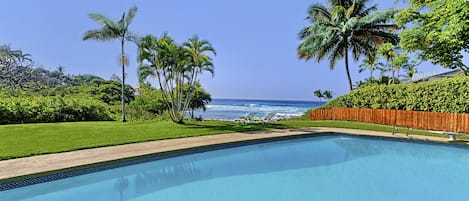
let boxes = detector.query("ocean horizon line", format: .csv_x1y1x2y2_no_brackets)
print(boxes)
211,97,318,102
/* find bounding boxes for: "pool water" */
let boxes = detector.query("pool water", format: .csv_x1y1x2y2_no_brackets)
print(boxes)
2,135,469,201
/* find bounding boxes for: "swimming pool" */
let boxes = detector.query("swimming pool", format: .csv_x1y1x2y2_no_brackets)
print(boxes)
1,135,469,201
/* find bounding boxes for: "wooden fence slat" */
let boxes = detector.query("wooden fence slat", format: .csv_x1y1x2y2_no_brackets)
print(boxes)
309,108,469,133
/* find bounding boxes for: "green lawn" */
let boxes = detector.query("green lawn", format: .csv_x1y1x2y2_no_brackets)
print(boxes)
0,119,459,160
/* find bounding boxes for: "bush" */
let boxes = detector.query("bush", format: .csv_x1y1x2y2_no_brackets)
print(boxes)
127,88,168,120
46,82,135,105
0,97,114,124
322,75,469,113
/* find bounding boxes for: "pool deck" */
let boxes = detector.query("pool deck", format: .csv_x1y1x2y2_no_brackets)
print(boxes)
0,127,466,182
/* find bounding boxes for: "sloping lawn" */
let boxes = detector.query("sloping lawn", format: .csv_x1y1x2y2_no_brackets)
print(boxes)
0,120,458,160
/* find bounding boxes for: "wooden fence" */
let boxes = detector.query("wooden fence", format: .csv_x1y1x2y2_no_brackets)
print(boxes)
310,108,469,133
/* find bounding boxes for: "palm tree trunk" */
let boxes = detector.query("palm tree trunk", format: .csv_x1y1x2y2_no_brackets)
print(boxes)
392,70,395,84
121,38,126,122
344,50,353,91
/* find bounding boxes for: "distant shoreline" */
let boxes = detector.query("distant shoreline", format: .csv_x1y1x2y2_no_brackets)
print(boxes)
211,97,318,102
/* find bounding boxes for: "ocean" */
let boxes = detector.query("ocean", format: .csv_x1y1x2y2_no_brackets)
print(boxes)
191,99,323,121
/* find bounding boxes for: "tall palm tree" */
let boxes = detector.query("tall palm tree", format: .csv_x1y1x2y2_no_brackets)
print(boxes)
83,6,138,122
298,0,398,91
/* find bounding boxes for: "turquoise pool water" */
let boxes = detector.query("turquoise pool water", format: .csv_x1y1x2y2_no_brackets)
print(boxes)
2,135,469,201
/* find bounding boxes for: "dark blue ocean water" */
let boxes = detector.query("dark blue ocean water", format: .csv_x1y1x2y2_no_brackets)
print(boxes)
191,98,323,120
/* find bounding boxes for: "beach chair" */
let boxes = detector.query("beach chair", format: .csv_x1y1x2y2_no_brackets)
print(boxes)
260,112,277,124
235,112,258,124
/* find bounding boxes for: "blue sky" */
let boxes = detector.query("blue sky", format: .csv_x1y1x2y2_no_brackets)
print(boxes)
0,0,455,100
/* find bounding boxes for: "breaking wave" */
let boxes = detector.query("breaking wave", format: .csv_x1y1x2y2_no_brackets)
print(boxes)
191,99,322,120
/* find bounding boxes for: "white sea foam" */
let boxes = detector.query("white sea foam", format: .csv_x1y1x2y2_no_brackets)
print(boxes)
191,99,321,120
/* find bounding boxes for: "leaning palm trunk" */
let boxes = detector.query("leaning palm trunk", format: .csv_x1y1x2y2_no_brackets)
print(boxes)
181,68,199,117
155,66,196,123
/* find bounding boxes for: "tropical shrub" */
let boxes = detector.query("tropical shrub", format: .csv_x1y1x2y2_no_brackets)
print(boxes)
44,82,135,105
322,75,469,113
128,88,167,120
0,97,114,124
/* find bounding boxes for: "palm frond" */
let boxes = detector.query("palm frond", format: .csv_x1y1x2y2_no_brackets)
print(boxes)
351,0,377,17
125,33,142,45
137,64,155,84
83,28,118,41
328,41,346,69
360,9,396,25
328,0,352,7
124,6,138,29
307,3,331,21
88,13,115,27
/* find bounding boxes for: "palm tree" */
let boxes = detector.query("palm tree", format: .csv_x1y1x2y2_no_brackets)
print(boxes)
377,43,397,83
0,45,33,87
358,51,381,80
392,53,409,81
314,89,324,102
182,35,216,112
401,65,416,82
186,82,212,119
83,6,138,122
0,45,32,65
137,34,216,124
298,0,398,91
323,90,334,101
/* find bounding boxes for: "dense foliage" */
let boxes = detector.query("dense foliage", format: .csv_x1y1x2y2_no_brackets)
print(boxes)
128,87,167,120
396,0,469,73
354,76,400,88
0,63,136,123
322,76,469,113
0,96,114,124
0,41,214,124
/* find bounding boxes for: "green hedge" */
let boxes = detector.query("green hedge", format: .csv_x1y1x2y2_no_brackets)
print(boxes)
0,97,114,124
322,75,469,113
